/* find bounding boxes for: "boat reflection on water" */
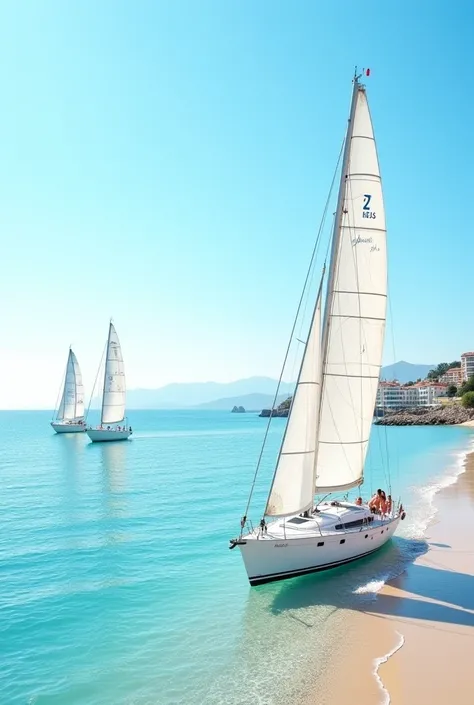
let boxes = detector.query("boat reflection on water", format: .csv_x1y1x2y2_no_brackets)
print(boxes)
99,440,127,494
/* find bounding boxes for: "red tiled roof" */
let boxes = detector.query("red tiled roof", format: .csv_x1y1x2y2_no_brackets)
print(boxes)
461,352,474,357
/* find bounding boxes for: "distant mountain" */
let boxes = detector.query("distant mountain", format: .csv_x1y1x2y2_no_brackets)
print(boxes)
121,365,433,410
126,377,294,409
193,393,291,411
380,361,434,384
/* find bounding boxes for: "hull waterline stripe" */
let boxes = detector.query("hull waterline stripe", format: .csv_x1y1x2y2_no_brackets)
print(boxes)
248,545,386,586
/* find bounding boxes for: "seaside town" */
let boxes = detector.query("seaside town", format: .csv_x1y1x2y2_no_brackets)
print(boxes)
375,352,474,426
377,352,474,410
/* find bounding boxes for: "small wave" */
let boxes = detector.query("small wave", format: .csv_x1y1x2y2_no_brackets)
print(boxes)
354,576,389,598
408,440,473,539
373,631,405,705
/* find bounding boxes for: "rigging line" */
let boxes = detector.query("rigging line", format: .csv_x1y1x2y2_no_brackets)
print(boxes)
347,181,386,488
241,137,346,526
384,280,400,494
289,192,335,402
345,155,385,484
85,340,107,423
317,180,359,485
318,171,360,480
346,171,366,475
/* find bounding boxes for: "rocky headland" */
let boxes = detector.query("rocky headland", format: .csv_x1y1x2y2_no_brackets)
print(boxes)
375,405,474,426
259,396,291,418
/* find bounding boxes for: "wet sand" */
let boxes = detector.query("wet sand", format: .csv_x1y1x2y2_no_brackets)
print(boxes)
315,450,474,705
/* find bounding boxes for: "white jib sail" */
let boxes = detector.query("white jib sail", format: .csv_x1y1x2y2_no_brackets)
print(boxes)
101,323,126,425
71,350,84,420
266,289,322,517
57,349,84,421
315,83,387,492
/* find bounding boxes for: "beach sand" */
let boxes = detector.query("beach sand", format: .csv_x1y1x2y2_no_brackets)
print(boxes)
315,450,474,705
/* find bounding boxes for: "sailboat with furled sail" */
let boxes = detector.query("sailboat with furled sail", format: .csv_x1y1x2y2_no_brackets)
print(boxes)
230,70,405,586
86,321,132,442
51,348,85,433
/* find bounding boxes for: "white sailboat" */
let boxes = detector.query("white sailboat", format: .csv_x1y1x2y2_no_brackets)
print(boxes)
86,321,132,442
231,71,405,586
51,348,86,433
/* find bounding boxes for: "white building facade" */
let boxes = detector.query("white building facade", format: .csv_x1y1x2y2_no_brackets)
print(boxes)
439,367,463,388
461,352,474,382
376,381,447,409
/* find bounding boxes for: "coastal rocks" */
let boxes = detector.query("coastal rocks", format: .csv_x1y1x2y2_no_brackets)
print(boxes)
259,397,292,418
375,405,474,426
231,406,245,413
259,408,289,418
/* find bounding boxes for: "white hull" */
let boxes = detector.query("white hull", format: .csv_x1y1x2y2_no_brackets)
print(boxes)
86,428,132,443
234,502,402,586
51,421,86,434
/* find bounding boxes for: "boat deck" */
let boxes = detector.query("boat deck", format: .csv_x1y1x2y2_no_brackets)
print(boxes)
246,501,395,541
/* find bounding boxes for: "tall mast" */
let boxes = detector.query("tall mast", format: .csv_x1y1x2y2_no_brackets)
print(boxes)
320,74,361,362
100,322,112,426
71,348,78,420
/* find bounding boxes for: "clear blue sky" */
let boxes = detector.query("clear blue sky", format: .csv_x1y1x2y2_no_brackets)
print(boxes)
1,0,473,408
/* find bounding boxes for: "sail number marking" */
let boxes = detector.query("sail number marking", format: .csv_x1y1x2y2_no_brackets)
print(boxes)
362,194,376,219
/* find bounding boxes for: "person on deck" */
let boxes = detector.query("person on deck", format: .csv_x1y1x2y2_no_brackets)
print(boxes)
355,497,363,506
369,489,383,513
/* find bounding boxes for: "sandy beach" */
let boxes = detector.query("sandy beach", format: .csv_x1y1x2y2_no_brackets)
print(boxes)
316,447,474,705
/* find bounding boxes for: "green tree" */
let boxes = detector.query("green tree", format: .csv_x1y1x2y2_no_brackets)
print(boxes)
427,361,461,381
461,391,474,409
406,380,414,386
278,396,292,411
447,385,457,397
458,375,474,397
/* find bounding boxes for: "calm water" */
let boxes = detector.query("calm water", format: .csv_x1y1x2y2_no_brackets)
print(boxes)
0,410,472,704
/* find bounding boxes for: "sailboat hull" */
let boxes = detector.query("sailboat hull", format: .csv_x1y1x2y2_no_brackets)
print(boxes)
51,422,86,434
86,428,132,443
238,514,401,586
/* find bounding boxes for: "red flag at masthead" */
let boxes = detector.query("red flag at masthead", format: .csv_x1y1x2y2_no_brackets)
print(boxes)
366,68,371,76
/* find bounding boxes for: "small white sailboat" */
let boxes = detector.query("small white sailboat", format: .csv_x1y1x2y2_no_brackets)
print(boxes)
86,321,132,442
231,71,405,586
51,348,86,433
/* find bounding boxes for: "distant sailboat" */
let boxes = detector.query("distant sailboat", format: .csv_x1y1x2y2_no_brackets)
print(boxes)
51,348,85,433
230,70,404,586
86,321,132,442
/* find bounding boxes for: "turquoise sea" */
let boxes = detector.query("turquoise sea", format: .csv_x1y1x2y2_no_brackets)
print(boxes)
1,410,473,705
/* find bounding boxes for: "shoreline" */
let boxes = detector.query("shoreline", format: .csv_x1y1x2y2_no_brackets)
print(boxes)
375,405,474,426
313,439,474,705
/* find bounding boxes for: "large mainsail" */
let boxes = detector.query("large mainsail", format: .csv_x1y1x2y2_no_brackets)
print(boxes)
315,79,387,492
57,349,84,421
265,287,323,516
101,322,126,425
